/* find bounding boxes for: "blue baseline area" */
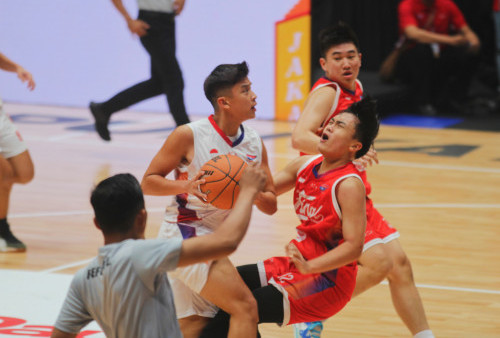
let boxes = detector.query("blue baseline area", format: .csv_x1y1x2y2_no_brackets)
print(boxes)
381,114,464,129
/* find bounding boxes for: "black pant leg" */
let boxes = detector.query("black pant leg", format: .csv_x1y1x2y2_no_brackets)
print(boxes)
438,46,477,103
100,79,163,115
396,43,435,106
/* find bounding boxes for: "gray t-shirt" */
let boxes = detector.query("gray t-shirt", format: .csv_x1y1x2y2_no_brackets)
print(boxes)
54,238,183,338
137,0,174,13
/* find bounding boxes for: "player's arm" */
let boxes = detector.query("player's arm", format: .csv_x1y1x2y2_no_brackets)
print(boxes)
460,25,480,53
177,165,267,266
273,155,311,196
291,86,336,155
141,126,206,201
404,25,467,46
352,145,378,170
0,52,35,90
50,329,77,338
287,177,366,274
254,141,277,215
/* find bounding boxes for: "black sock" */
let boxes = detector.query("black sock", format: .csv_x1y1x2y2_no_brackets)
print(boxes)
0,218,8,233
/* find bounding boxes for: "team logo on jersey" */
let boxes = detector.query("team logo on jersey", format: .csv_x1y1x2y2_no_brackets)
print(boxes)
210,148,218,154
319,185,327,191
295,190,324,223
246,154,257,161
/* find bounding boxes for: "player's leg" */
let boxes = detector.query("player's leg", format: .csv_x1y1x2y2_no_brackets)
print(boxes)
201,263,285,337
200,257,258,338
292,240,393,337
178,315,210,338
384,239,433,337
352,242,393,297
0,150,33,252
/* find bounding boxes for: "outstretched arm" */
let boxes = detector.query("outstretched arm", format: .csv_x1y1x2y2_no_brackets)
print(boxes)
0,52,35,90
177,165,267,267
273,155,311,196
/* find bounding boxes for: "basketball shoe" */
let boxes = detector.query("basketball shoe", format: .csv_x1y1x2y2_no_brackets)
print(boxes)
293,321,323,338
0,222,26,252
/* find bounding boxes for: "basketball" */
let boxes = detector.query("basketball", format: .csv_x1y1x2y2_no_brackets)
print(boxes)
199,154,248,209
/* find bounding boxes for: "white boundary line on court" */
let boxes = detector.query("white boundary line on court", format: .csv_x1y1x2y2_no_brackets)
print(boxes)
37,261,500,295
379,281,500,295
10,203,500,219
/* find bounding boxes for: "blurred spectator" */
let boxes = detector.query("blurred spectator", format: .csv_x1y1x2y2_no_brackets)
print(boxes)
394,0,480,115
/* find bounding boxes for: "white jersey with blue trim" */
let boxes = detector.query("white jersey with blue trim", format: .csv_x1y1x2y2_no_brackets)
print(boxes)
163,116,262,232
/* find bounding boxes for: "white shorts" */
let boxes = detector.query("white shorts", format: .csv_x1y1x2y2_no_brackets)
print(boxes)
0,108,27,159
158,220,219,319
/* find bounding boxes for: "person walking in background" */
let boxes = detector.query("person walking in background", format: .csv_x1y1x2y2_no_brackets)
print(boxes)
394,0,480,116
0,52,35,252
90,0,190,141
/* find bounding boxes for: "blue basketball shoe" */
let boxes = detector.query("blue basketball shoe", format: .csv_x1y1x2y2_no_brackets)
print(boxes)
293,321,323,338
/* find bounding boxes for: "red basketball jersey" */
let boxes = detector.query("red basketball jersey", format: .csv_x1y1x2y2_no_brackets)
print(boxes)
291,155,362,269
310,77,363,128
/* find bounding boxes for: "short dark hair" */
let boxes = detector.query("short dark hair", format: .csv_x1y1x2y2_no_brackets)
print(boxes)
90,173,145,235
344,97,380,158
319,22,360,58
204,61,250,109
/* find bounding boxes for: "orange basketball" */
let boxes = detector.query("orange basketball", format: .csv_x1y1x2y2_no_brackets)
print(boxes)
199,154,248,209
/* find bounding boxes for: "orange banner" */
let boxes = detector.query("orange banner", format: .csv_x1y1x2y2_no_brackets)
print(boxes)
275,13,310,121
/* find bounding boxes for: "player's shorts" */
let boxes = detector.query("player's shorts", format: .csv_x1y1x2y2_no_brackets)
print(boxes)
0,108,27,158
157,220,218,319
259,256,357,325
363,204,400,252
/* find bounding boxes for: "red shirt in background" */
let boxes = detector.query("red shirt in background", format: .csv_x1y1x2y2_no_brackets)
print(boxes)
398,0,467,34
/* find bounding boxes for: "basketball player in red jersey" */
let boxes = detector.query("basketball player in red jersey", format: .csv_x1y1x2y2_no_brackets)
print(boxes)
200,97,380,337
141,61,277,338
292,23,434,338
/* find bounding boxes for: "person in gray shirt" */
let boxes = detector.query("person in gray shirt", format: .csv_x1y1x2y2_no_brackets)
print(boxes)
50,168,266,338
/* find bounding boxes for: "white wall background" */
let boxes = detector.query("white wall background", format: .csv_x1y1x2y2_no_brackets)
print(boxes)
0,0,298,119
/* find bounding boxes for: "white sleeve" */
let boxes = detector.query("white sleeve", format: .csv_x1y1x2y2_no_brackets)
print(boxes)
54,272,93,334
131,238,183,292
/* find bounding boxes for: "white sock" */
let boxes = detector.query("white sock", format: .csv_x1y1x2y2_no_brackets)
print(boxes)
414,329,435,338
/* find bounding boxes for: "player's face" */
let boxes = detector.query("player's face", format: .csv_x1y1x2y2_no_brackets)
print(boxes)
317,112,361,159
228,77,257,121
320,43,361,91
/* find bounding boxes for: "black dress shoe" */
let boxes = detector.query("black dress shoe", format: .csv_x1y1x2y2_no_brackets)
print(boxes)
89,102,111,141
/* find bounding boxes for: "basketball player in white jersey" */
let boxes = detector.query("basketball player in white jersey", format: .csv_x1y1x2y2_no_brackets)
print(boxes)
141,61,277,338
51,170,267,338
0,51,35,252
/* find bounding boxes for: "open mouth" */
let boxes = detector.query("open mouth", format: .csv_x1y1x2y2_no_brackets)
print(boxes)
321,133,329,141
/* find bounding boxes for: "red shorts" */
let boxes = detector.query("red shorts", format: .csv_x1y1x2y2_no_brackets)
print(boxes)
364,204,400,251
258,256,357,325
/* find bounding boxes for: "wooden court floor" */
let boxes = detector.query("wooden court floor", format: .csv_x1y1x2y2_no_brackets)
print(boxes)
1,103,500,337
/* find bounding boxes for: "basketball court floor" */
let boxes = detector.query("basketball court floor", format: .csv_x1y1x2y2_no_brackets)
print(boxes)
1,102,499,337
